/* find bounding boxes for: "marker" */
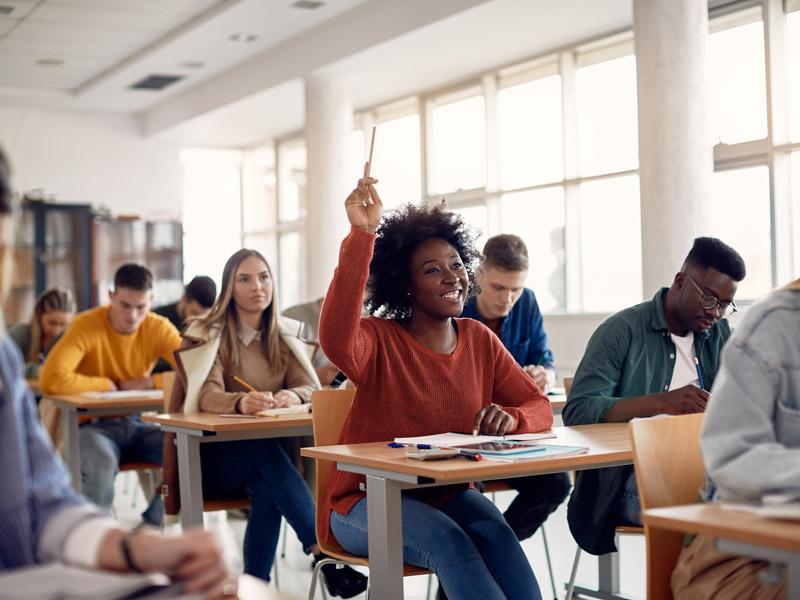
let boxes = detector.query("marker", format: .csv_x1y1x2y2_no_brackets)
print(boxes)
461,453,483,461
693,356,706,391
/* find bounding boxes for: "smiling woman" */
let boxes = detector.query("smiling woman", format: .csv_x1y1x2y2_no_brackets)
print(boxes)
317,166,554,600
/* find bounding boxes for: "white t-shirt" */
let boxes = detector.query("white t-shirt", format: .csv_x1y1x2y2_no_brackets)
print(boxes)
669,332,700,390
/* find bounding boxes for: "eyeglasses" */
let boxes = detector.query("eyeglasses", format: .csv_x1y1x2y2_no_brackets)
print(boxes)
682,272,737,317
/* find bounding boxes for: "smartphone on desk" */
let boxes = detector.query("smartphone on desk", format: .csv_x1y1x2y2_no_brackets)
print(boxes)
406,449,459,461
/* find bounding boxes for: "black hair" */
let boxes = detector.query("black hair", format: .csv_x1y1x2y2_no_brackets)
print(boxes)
0,146,13,215
114,263,153,292
365,202,481,319
684,237,746,282
184,275,217,308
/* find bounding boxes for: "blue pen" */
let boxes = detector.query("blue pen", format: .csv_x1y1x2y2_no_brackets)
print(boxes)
387,442,405,448
416,444,433,449
693,356,706,391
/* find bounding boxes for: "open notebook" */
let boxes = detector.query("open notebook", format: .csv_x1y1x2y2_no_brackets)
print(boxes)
394,431,556,447
82,390,164,400
255,404,312,417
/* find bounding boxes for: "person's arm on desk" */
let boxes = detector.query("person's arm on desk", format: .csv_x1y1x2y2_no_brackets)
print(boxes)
39,327,114,394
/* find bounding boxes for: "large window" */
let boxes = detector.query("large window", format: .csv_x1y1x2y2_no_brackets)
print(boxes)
373,109,422,209
788,6,800,142
498,64,563,188
708,7,768,144
429,92,486,195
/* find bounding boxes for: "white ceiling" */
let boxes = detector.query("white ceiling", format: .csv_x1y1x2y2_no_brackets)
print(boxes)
0,0,367,110
0,0,634,146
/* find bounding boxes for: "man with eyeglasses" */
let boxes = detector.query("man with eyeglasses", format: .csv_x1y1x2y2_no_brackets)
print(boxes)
562,237,746,556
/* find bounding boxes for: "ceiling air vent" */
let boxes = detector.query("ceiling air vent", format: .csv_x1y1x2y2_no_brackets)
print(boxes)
291,1,325,9
129,74,184,91
0,6,14,15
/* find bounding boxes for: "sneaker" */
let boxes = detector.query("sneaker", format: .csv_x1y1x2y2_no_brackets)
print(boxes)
313,554,368,599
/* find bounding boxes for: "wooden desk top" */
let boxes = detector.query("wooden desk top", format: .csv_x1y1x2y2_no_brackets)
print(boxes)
143,411,313,433
301,423,632,482
643,503,800,553
43,392,164,410
26,379,40,393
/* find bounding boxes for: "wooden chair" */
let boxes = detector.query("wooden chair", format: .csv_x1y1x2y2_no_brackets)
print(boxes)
563,376,573,395
309,389,432,600
119,371,177,508
630,413,705,600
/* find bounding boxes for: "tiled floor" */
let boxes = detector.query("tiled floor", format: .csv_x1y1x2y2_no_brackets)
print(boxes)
114,474,646,600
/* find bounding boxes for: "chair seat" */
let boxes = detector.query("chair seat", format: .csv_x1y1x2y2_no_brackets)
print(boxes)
482,480,513,493
203,498,250,512
119,461,160,472
322,547,430,576
615,525,644,535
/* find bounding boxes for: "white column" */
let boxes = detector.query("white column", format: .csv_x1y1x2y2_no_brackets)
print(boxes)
304,74,353,300
634,0,712,295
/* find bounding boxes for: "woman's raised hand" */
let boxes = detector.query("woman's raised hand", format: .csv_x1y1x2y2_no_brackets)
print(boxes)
344,162,382,233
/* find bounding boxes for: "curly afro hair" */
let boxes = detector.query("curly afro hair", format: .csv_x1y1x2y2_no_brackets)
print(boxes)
365,202,482,319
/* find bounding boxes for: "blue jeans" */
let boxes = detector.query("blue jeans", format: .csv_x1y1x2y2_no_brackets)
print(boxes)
618,472,642,526
201,438,317,581
79,417,163,524
330,489,542,600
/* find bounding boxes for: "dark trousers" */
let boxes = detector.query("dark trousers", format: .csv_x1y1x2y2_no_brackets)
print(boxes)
502,472,572,541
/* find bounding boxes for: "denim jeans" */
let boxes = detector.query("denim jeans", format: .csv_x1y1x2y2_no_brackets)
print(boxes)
330,489,542,600
502,472,571,541
79,417,163,523
201,438,317,581
618,471,642,526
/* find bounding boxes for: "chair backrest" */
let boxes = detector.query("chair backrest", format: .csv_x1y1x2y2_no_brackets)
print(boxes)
161,371,176,413
630,413,705,600
563,376,573,395
311,388,356,555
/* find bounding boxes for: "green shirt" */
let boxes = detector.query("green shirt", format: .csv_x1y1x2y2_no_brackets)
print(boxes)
563,288,731,425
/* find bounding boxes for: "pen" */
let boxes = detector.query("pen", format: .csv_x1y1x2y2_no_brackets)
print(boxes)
220,413,260,418
233,375,258,393
461,453,483,461
387,442,405,448
693,356,706,391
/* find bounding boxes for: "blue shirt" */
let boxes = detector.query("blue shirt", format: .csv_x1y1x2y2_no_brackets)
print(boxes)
461,288,555,369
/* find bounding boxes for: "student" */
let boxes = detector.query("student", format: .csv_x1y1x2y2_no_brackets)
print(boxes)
461,234,570,543
163,249,367,597
563,237,745,555
154,275,217,331
0,146,232,599
671,279,799,599
319,168,553,600
283,297,341,385
40,264,182,524
9,286,75,379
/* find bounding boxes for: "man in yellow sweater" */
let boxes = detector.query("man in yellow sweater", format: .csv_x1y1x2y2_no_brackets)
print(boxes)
41,264,181,524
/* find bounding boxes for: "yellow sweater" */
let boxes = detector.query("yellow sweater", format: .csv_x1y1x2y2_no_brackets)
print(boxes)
40,305,181,394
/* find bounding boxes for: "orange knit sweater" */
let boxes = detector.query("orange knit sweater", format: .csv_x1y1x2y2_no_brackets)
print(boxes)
319,227,553,544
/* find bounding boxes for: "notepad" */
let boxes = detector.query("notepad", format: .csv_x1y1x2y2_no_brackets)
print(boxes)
83,390,164,400
256,404,312,417
393,431,556,447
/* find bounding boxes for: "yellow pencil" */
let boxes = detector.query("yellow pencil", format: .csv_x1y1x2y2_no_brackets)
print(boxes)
232,375,258,392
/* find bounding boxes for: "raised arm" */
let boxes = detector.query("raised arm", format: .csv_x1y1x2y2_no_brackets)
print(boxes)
40,325,113,394
318,165,383,384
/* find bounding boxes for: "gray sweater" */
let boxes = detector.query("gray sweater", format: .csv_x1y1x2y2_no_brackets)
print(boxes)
702,283,800,501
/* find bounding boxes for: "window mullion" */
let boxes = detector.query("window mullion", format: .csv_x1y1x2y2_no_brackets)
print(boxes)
560,50,582,312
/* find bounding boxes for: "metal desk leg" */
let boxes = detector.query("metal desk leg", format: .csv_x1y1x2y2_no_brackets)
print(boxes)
788,564,799,600
598,552,621,594
61,407,81,493
366,474,405,600
176,433,204,529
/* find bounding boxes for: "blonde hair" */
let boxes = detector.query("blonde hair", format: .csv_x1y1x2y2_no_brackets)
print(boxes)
193,249,284,371
29,287,75,362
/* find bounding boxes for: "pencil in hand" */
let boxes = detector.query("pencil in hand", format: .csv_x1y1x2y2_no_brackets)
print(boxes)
233,375,258,392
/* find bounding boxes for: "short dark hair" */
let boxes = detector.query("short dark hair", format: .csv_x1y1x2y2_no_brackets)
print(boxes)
482,234,529,271
684,237,746,282
0,147,13,215
114,263,153,292
184,275,216,308
366,202,481,319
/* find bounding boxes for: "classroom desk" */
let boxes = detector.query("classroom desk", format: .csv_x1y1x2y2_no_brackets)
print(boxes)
548,392,566,415
302,423,633,600
26,378,40,394
143,412,313,529
643,503,800,598
46,392,164,493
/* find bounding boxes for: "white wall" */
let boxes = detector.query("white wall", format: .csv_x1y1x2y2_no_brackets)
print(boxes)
543,312,609,380
0,106,182,218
